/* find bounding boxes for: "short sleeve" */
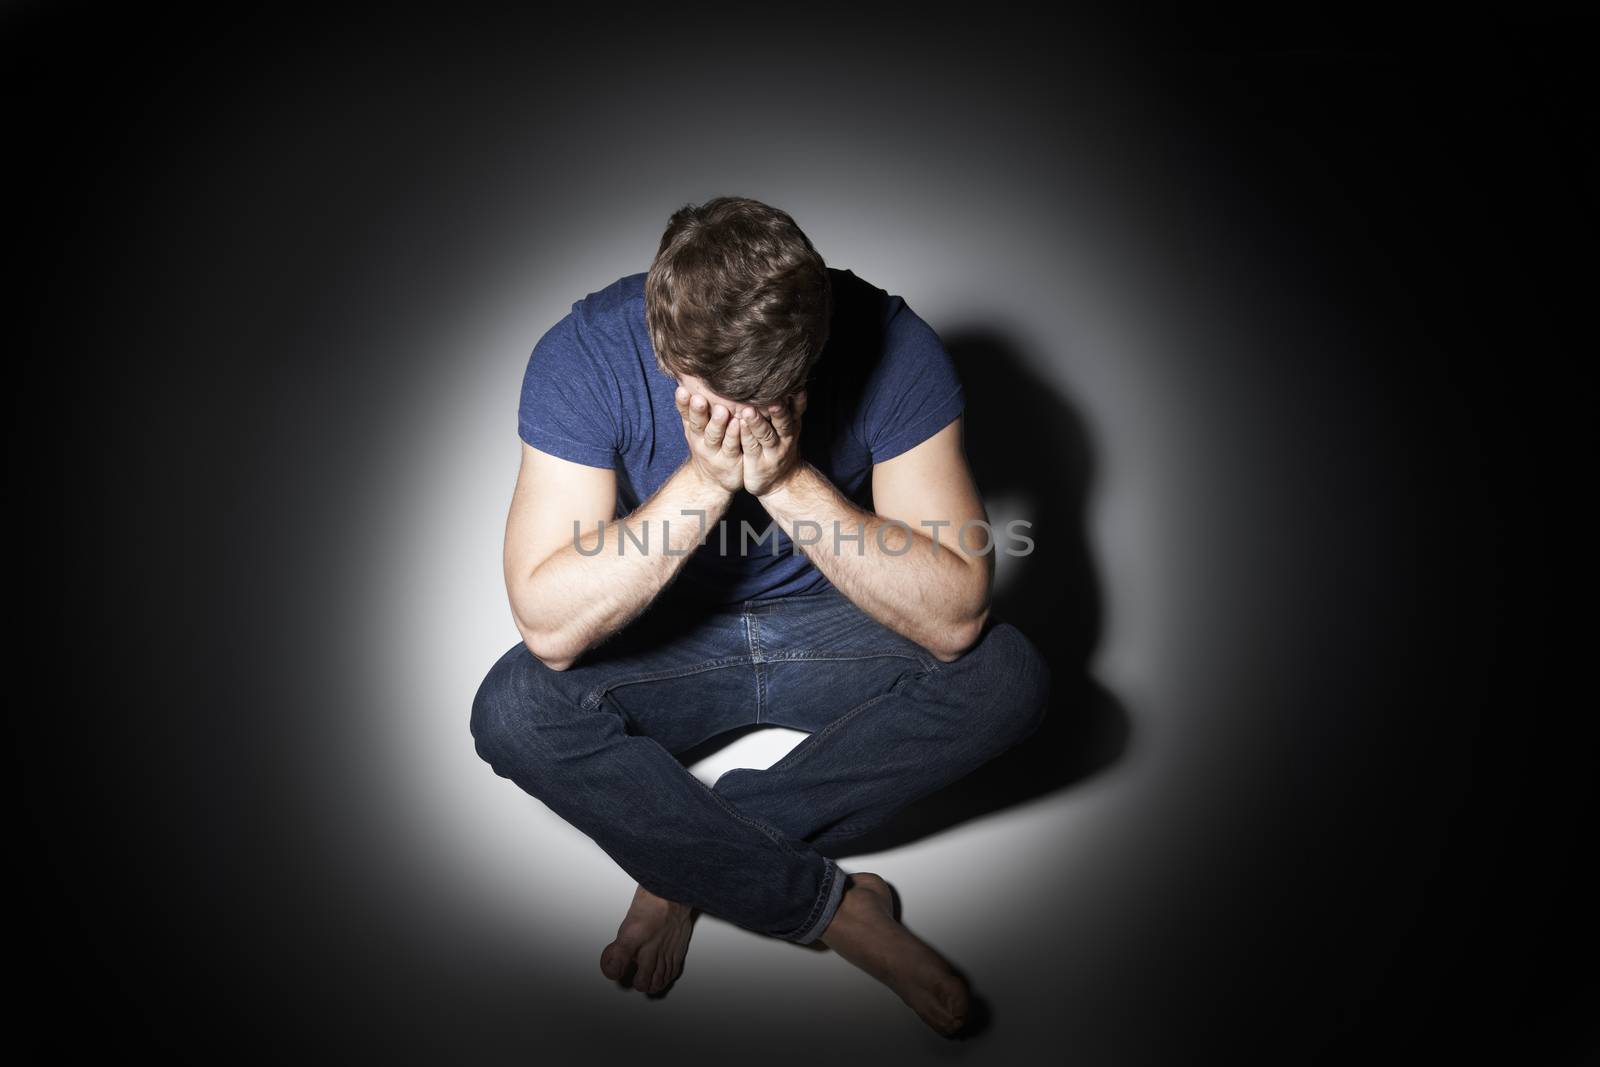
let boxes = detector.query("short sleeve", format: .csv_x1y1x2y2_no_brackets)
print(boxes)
858,295,966,463
517,309,621,469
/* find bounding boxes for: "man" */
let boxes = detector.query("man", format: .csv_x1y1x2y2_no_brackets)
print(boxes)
470,196,1050,1037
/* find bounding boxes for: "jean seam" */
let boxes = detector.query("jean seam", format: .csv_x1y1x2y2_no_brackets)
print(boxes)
697,774,833,941
751,614,767,724
697,760,814,863
766,658,939,779
581,656,754,711
798,597,944,674
812,822,871,846
757,686,901,779
774,639,934,671
789,857,839,944
765,650,936,672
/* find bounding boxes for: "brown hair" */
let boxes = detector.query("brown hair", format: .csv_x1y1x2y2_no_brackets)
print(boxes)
644,196,832,405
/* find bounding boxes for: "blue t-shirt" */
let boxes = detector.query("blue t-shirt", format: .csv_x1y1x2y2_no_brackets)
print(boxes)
517,266,965,604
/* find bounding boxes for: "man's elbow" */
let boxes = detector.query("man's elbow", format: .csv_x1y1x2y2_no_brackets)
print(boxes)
928,607,989,663
520,625,580,672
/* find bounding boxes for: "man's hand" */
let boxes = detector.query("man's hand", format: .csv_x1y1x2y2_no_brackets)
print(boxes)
734,390,807,497
675,386,745,492
750,416,991,663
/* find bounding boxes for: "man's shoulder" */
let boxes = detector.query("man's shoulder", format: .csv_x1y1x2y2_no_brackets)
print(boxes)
812,268,932,380
572,271,647,322
542,271,650,373
519,274,647,464
821,267,910,338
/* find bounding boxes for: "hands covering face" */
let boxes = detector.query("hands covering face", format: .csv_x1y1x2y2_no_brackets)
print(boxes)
674,385,808,497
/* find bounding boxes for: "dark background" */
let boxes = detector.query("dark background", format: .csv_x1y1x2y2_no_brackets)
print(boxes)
10,4,1592,1064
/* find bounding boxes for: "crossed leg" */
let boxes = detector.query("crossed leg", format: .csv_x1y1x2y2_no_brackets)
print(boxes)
471,593,1049,1036
708,615,1051,1035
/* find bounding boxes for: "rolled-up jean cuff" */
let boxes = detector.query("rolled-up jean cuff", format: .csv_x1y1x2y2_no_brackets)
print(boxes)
791,857,847,945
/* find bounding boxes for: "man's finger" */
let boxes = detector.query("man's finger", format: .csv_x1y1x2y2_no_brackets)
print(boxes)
684,392,710,434
704,403,729,448
767,395,799,438
675,386,702,433
739,407,780,447
721,414,742,455
737,418,763,455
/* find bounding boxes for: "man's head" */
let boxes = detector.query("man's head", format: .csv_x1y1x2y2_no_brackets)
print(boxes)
644,196,832,408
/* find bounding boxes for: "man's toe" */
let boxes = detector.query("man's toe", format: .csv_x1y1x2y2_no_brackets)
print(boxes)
632,946,661,991
600,941,634,982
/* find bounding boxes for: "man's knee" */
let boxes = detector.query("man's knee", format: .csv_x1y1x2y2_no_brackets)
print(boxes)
958,621,1051,744
470,641,551,770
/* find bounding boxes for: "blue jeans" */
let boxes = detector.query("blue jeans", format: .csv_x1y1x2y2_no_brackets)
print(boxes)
470,582,1050,945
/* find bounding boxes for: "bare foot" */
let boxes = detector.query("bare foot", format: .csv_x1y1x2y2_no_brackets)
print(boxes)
599,883,698,995
818,872,972,1036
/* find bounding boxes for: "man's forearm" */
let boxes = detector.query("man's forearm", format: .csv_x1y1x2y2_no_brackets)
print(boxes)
758,463,990,661
512,461,731,669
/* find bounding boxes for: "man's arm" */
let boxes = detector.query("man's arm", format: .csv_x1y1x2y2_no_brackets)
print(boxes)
503,391,745,671
751,412,993,662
